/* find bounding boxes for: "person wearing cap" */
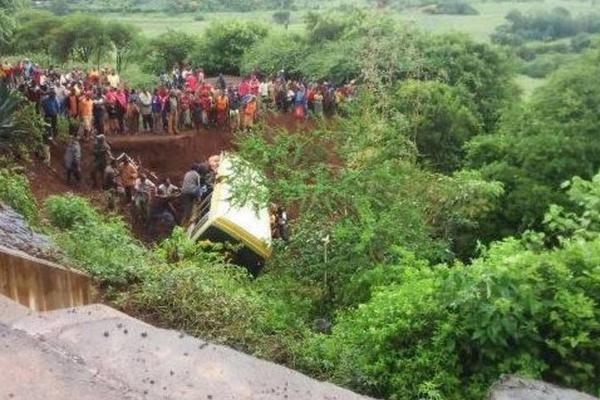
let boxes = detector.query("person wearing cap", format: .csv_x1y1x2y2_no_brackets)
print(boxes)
199,89,212,128
180,89,193,130
103,159,119,210
78,92,94,140
126,90,140,135
91,135,113,189
67,87,79,123
192,91,204,134
151,89,162,134
165,90,179,135
38,87,58,166
41,88,60,138
180,163,209,225
133,172,157,222
64,135,82,185
120,157,138,204
139,88,153,133
215,90,229,127
228,87,241,130
92,89,105,136
242,96,257,130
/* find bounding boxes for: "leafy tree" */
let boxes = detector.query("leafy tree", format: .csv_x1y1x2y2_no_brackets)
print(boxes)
0,0,25,49
298,37,364,83
419,33,518,132
141,30,198,74
466,49,600,240
105,21,139,73
191,20,268,75
272,10,290,28
301,232,600,399
393,80,482,172
12,10,60,62
493,7,600,44
0,10,17,49
50,14,109,64
304,9,365,43
241,32,308,77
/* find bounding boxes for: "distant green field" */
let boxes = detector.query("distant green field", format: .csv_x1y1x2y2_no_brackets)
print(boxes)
515,74,546,99
103,0,600,39
100,0,599,95
103,11,306,37
397,0,600,39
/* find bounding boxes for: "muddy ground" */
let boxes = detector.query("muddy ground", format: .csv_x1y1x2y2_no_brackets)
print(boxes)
25,112,317,238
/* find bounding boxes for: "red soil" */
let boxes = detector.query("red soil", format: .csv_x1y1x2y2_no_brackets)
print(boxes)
26,112,317,218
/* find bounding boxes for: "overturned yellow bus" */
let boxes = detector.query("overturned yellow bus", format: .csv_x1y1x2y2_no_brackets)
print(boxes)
186,154,272,273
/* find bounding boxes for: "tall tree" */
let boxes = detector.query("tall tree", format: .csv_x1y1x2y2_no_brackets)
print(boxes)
51,14,109,64
0,0,25,48
13,11,60,63
105,21,139,73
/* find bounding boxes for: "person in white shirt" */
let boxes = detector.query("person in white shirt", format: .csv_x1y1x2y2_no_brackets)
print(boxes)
107,69,120,89
259,81,269,112
158,177,179,197
138,89,153,132
133,172,156,218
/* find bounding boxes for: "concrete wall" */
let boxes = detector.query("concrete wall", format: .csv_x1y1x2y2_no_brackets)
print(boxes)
0,245,92,311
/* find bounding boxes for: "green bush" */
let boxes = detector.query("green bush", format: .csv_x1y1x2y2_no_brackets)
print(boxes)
190,20,269,75
129,227,307,359
0,84,45,161
120,63,158,89
45,194,149,288
516,41,570,61
493,7,600,44
519,53,576,78
241,32,308,77
140,30,198,75
44,194,98,230
0,169,38,224
392,80,482,172
193,13,205,21
424,2,479,16
272,10,290,25
301,236,600,399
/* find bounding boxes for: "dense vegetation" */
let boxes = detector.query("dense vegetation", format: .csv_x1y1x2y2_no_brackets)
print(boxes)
35,0,302,13
3,1,600,399
492,7,600,45
489,7,600,80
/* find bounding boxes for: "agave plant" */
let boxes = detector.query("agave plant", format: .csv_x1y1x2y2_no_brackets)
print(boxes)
0,83,27,155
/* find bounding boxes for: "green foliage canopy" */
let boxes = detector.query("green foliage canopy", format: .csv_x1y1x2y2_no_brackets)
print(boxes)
190,20,268,75
466,49,600,240
393,80,482,172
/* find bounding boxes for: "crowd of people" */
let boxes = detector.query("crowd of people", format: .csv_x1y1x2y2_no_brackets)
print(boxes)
1,59,343,239
1,60,356,142
73,131,222,236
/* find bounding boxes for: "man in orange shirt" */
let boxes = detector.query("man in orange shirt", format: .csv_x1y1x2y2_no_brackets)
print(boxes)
78,92,94,140
67,88,79,123
120,157,138,204
215,90,229,127
243,96,257,130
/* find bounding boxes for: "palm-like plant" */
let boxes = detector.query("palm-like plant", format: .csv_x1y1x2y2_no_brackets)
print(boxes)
0,83,27,154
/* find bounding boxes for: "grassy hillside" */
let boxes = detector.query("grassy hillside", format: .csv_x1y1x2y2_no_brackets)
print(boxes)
397,0,600,39
101,0,600,39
